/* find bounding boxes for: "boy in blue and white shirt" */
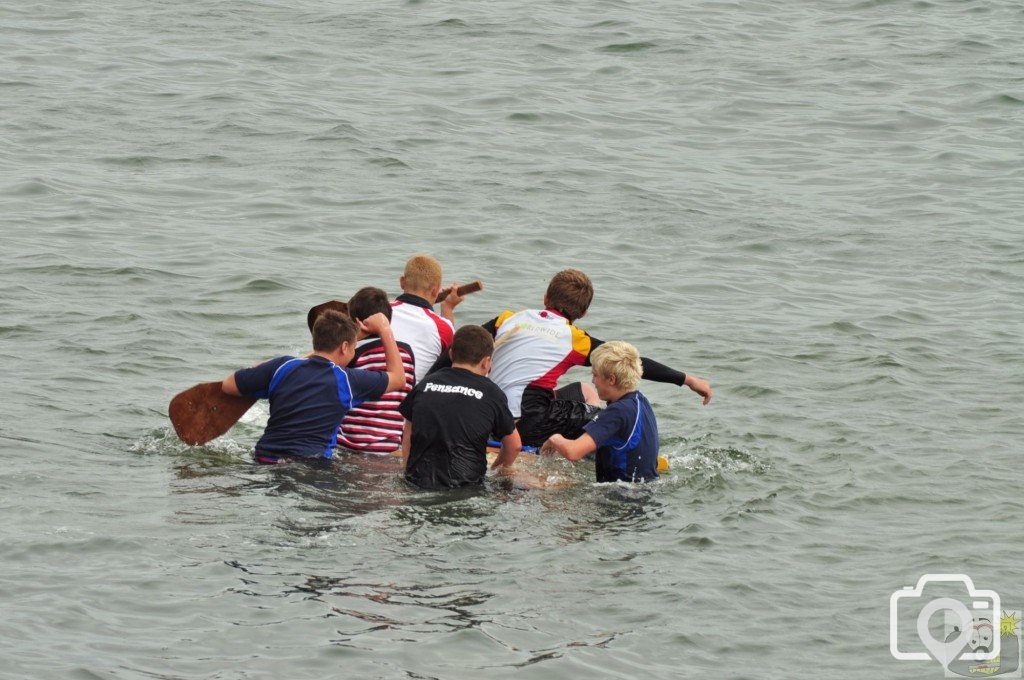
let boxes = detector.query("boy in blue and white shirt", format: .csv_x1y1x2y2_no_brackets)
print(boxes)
541,341,660,482
221,311,405,464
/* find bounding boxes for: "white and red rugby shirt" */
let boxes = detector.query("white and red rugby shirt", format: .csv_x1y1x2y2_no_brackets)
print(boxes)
390,293,454,384
486,308,592,417
337,336,416,454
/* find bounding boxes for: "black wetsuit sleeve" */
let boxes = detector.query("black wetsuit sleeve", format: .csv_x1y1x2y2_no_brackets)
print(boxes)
584,334,687,386
481,317,499,336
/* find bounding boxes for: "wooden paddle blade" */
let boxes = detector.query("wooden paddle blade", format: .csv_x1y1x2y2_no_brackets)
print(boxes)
169,382,257,446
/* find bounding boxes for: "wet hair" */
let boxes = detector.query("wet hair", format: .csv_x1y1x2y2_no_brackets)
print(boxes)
402,254,443,293
347,286,392,324
590,341,642,391
307,300,348,333
545,269,593,322
312,310,357,352
450,325,494,365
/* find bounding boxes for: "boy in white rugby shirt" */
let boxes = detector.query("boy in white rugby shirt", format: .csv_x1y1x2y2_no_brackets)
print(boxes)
389,254,465,384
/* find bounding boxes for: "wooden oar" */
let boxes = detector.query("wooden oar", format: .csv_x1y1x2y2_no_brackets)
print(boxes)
169,382,257,446
435,280,482,303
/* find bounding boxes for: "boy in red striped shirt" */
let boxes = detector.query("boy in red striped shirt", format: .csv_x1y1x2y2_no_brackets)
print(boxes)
337,287,417,454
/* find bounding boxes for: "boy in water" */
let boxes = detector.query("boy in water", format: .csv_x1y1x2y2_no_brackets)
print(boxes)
541,341,661,482
432,268,712,447
400,325,520,490
390,254,466,384
221,310,405,464
336,287,417,454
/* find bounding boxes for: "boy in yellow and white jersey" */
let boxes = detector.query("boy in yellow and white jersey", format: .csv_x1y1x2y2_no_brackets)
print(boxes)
430,269,712,447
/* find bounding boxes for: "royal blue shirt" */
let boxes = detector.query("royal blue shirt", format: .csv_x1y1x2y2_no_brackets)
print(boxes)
234,355,388,459
583,391,660,482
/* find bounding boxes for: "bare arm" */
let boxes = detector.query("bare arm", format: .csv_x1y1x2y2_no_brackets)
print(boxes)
359,313,405,393
438,283,464,323
401,419,412,466
491,426,521,469
541,433,597,462
221,374,242,396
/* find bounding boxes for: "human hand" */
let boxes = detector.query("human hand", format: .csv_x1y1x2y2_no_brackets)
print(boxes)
439,284,465,312
358,312,391,336
540,436,561,457
684,375,713,405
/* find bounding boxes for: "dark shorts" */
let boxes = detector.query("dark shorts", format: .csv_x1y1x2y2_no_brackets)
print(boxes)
516,383,601,447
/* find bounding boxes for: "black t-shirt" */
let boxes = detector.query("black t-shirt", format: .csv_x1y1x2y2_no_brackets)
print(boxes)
398,367,516,490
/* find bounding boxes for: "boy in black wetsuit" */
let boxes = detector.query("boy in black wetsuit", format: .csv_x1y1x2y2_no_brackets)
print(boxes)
399,325,521,490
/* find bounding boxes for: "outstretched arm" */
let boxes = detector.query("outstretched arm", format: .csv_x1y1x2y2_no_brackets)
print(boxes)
588,335,712,405
541,433,597,462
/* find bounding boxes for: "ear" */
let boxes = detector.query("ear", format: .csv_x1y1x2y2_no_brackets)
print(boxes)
428,283,442,301
480,355,493,375
607,374,617,386
399,275,407,291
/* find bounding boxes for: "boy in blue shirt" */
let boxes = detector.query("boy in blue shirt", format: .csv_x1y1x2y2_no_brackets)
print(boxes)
221,310,405,464
541,341,660,482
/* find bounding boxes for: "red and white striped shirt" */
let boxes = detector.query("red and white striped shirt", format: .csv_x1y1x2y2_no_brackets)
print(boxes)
337,337,416,454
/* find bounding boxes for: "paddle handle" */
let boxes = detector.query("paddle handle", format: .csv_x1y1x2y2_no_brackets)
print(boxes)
435,280,483,303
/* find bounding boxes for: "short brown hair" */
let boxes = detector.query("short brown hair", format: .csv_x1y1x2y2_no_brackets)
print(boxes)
347,286,392,323
450,325,494,365
545,269,593,321
312,310,357,352
402,254,443,292
307,300,348,333
590,341,642,391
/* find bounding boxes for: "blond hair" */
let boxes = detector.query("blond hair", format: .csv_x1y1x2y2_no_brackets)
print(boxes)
591,341,642,391
402,254,443,293
545,269,593,321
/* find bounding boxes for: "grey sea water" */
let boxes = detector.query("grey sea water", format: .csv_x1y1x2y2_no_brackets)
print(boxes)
2,0,1022,678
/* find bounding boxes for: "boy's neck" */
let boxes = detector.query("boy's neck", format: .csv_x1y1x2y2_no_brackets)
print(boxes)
452,361,487,377
604,387,631,403
403,288,434,303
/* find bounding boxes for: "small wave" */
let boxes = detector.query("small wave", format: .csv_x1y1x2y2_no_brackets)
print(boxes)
987,94,1024,106
434,18,468,28
367,156,410,169
600,42,657,53
225,277,295,293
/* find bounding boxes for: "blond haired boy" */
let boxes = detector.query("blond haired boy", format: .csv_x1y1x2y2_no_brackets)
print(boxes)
541,341,661,482
390,254,465,384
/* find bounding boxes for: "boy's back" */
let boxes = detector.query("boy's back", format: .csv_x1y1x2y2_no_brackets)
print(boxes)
486,308,591,418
